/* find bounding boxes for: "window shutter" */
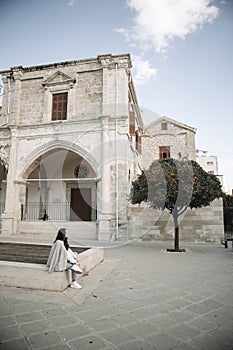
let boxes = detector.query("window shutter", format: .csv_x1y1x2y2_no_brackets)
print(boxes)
52,92,68,121
129,111,135,136
136,130,142,154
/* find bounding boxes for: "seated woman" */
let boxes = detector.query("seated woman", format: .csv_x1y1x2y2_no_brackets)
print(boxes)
47,228,82,289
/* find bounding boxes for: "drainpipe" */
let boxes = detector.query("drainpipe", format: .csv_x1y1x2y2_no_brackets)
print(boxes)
115,63,119,240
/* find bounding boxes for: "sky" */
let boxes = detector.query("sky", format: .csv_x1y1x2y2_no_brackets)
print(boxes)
0,0,233,193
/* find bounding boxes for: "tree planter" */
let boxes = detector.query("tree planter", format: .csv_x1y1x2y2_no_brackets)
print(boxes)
167,248,186,252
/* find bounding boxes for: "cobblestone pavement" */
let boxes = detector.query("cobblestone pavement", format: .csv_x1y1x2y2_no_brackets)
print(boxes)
0,241,233,350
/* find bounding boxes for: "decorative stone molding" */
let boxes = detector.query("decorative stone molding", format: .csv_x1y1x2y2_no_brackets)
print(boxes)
42,71,76,89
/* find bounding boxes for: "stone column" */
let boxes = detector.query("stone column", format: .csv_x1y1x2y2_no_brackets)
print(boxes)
97,116,112,240
1,128,19,235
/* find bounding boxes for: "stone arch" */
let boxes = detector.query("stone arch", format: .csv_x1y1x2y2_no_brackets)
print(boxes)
20,140,99,180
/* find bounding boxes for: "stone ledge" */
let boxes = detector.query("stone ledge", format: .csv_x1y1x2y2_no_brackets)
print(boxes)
0,247,104,292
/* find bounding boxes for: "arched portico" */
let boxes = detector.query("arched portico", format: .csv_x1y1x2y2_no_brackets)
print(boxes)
21,144,99,223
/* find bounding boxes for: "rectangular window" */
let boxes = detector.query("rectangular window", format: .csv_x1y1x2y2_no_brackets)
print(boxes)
159,146,170,159
161,122,167,130
52,92,68,121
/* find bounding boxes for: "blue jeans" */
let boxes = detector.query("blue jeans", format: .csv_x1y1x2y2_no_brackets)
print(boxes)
66,262,77,281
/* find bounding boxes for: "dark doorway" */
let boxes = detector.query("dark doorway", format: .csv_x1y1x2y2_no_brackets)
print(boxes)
70,188,92,221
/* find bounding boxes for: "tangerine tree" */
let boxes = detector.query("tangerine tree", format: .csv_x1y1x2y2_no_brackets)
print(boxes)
130,158,222,251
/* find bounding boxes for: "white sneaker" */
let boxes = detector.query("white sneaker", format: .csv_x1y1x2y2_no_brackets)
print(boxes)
70,281,82,289
71,264,83,274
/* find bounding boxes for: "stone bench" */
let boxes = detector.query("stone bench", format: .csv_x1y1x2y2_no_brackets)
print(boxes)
0,247,104,291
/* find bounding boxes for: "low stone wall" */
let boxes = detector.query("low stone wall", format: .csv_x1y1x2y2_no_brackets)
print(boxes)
128,199,224,243
0,247,104,291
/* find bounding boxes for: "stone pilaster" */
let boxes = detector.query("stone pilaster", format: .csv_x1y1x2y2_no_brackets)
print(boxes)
1,128,19,235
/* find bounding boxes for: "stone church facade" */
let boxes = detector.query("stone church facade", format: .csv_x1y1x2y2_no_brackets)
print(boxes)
0,54,224,242
0,54,143,239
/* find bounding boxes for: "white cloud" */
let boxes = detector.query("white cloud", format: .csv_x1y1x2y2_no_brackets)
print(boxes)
131,55,157,86
125,0,219,53
67,0,75,6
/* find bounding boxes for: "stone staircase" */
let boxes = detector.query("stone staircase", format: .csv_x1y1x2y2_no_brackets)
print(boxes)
19,220,97,244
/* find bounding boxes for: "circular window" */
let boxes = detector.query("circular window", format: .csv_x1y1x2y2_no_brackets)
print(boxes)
74,164,89,178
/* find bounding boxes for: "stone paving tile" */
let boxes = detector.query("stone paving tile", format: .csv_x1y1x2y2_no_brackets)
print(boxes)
20,319,53,336
185,299,224,316
165,297,193,309
172,341,195,350
117,339,156,350
123,320,160,337
27,330,63,349
0,306,11,318
110,312,139,326
146,313,176,330
15,311,45,324
189,334,232,350
146,331,182,350
0,315,16,328
129,305,160,319
182,294,207,303
47,314,82,328
0,324,22,342
209,327,233,348
69,334,109,350
100,327,136,346
168,310,195,322
187,316,218,332
213,292,233,306
202,306,233,330
41,306,69,318
165,323,201,342
84,318,119,332
43,342,72,350
7,304,39,316
149,302,176,315
58,323,92,340
0,337,30,350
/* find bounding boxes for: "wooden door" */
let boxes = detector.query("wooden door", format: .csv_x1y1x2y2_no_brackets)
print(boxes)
70,188,92,221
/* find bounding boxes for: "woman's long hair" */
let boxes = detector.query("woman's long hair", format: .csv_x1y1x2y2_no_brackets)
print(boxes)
64,236,70,250
54,228,66,243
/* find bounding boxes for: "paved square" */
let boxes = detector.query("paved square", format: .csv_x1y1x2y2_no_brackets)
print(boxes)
0,241,233,349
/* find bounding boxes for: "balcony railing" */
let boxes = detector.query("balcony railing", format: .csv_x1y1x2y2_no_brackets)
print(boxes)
22,202,71,221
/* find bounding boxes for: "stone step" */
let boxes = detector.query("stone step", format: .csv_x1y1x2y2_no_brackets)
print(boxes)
19,221,97,241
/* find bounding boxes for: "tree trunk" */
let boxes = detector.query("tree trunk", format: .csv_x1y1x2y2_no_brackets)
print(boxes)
173,209,179,252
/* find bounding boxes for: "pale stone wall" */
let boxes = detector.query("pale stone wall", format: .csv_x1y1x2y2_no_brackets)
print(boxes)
128,198,224,243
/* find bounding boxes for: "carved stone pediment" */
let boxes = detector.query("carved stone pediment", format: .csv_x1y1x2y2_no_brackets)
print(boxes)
42,71,75,88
